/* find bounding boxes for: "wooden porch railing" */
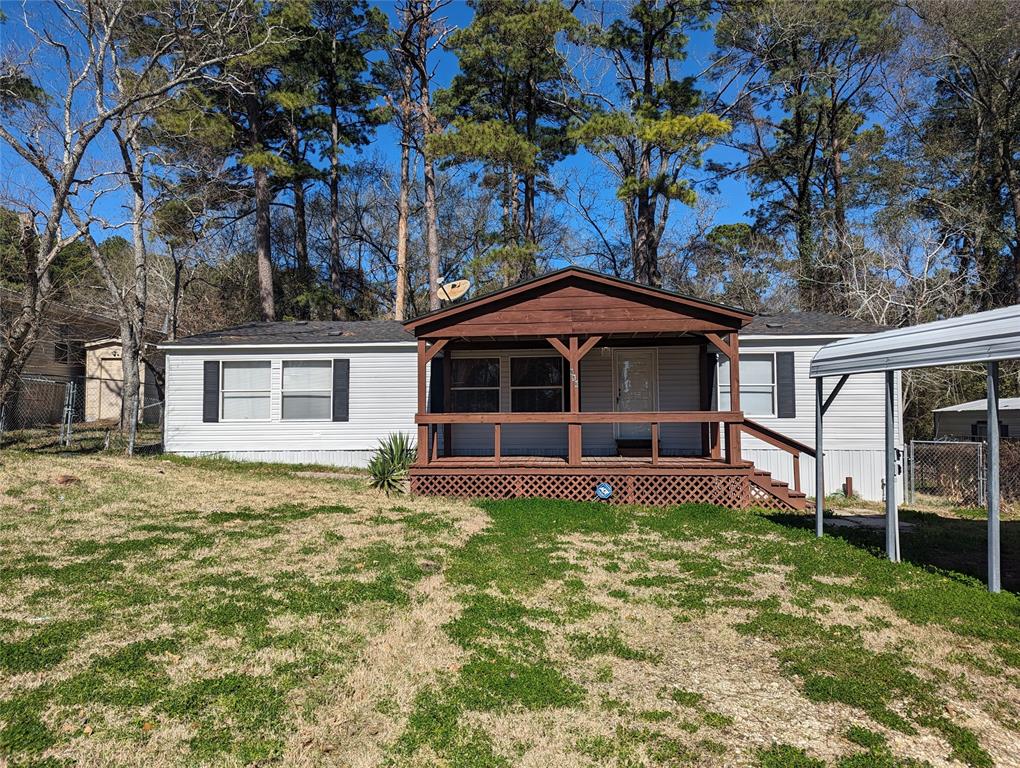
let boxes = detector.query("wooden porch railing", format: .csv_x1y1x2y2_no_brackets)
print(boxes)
738,418,816,493
415,410,744,467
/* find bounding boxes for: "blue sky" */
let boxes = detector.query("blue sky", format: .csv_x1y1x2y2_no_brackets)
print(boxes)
0,0,754,251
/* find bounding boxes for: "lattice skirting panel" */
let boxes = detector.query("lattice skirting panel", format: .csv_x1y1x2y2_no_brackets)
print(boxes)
410,471,780,508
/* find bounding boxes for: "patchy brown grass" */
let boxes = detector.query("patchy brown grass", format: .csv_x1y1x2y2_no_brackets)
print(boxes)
1,452,1018,768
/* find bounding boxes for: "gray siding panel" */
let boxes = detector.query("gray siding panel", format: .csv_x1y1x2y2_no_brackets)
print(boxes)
580,352,614,455
658,346,700,455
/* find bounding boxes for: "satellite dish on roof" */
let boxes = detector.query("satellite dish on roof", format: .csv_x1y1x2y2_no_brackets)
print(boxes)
437,279,470,302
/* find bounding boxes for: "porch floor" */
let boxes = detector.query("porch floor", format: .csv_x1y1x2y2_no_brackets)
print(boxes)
416,455,753,470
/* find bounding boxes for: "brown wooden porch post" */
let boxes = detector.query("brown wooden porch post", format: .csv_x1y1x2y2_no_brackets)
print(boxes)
417,338,449,466
698,340,710,457
726,332,742,465
568,335,581,465
442,351,452,457
416,339,428,466
548,335,601,467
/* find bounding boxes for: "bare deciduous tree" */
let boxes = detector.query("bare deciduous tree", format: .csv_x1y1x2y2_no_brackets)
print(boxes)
0,0,283,427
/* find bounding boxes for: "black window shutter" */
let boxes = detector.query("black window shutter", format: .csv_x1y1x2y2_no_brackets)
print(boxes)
202,361,220,423
776,352,796,418
332,359,350,422
429,355,445,413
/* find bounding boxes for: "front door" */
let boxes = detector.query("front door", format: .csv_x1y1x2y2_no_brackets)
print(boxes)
614,349,656,440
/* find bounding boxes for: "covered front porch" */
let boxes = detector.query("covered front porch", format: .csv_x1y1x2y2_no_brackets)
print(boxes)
403,268,810,510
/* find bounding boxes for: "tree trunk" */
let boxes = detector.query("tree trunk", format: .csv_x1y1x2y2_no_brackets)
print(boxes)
253,164,275,321
0,214,48,410
632,28,660,287
123,147,147,454
294,180,309,274
1002,155,1020,304
119,319,142,452
170,257,183,341
328,35,344,318
423,151,441,310
523,82,536,251
102,124,149,454
395,109,411,320
289,123,309,278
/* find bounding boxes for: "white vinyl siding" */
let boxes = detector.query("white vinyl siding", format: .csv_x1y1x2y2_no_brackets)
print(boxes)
163,345,418,467
735,338,904,502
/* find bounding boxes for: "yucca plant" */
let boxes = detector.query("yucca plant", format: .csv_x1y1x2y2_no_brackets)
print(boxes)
368,432,417,495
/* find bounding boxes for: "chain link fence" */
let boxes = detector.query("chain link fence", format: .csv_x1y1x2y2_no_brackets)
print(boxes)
0,374,162,453
907,439,1020,509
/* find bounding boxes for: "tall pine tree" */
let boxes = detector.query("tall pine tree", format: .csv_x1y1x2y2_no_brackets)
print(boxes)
574,0,730,287
433,0,579,284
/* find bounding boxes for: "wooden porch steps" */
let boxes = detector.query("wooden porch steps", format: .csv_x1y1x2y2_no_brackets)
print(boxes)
750,469,808,511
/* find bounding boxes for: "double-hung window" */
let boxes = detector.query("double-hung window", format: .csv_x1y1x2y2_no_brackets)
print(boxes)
719,354,776,416
510,356,564,412
282,360,332,420
450,358,499,412
221,361,271,420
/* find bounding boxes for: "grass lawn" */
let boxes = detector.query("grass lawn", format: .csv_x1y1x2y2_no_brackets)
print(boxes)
1,452,1018,767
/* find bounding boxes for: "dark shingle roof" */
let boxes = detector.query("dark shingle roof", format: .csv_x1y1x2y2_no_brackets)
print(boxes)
743,311,888,336
162,311,885,347
162,320,413,347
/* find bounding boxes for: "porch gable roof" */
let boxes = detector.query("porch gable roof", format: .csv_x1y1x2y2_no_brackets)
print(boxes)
403,267,752,339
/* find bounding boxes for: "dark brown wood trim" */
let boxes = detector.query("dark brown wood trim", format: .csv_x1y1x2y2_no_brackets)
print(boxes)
424,337,448,363
576,334,603,360
740,418,816,458
416,410,743,425
410,462,754,476
545,336,570,359
442,352,452,457
704,332,735,360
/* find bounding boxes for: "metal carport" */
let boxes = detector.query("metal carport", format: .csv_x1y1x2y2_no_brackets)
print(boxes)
810,304,1020,592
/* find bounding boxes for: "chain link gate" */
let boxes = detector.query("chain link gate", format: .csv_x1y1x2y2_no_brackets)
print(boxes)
0,376,84,447
907,439,1020,509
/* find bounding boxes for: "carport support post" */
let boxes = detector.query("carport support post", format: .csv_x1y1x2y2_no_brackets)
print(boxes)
885,370,900,562
987,361,1001,593
815,377,824,538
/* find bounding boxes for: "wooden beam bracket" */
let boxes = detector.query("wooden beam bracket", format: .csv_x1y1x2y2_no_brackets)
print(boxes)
424,338,449,363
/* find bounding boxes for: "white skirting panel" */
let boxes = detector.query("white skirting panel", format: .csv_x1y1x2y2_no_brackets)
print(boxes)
174,449,374,469
743,448,904,503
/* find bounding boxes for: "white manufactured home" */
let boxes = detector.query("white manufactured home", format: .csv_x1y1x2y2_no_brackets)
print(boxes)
161,269,902,503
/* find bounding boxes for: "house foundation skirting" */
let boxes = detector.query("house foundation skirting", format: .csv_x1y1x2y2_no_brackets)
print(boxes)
410,466,798,510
